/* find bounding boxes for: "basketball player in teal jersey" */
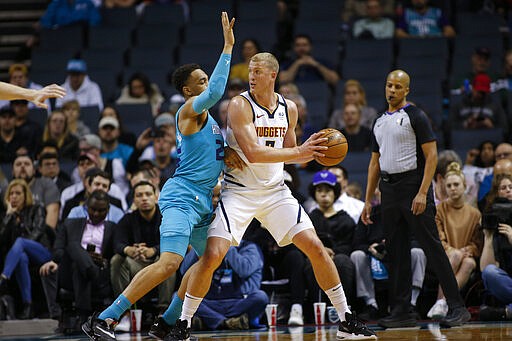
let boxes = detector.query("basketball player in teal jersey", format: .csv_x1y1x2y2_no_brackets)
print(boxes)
82,12,240,340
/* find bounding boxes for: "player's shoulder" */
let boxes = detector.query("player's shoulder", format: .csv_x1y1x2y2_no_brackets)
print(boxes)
403,104,426,118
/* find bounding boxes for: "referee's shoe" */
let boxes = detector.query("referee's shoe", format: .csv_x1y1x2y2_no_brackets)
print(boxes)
337,312,378,339
440,306,471,327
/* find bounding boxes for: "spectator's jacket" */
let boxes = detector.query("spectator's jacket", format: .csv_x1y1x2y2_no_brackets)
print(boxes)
52,217,115,264
0,204,50,249
56,75,103,111
309,207,356,255
113,208,161,256
40,0,101,29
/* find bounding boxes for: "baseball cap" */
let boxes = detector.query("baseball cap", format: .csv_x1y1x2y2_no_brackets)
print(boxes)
66,59,87,73
80,134,102,150
312,170,337,187
154,113,176,127
99,116,119,129
472,73,491,93
474,47,491,59
8,63,28,76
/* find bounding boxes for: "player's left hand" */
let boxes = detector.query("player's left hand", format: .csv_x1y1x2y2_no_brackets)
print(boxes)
224,146,246,170
30,84,66,108
411,192,426,215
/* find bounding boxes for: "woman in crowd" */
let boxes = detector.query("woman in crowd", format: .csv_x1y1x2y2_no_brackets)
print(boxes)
329,79,377,130
229,38,261,82
116,72,164,116
61,99,91,138
428,162,482,319
41,109,79,160
0,179,51,319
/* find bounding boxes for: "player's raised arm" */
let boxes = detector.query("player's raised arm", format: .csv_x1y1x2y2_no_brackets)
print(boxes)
189,12,235,116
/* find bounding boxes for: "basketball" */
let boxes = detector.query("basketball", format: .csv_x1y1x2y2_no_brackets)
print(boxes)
313,128,348,166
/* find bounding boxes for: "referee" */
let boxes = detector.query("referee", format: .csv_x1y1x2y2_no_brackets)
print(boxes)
362,70,470,328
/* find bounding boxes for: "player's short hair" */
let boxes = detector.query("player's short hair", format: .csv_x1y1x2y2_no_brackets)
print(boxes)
250,53,279,73
172,63,201,96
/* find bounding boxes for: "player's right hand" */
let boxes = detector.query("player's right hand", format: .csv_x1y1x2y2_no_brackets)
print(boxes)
298,132,327,158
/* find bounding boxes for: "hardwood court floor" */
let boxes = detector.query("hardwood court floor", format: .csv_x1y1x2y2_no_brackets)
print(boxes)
3,322,512,340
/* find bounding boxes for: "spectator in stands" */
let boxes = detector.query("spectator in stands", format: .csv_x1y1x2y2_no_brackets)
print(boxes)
286,93,311,143
230,39,261,83
60,153,127,220
41,191,115,325
478,143,512,204
450,73,508,136
226,78,246,100
352,0,395,39
351,187,426,321
501,49,512,92
453,47,500,93
56,59,104,111
395,0,456,38
61,100,91,138
484,168,512,213
463,141,496,207
71,134,129,196
0,64,48,110
0,108,26,163
100,105,136,147
111,181,173,331
116,72,164,116
330,79,378,129
0,179,50,319
11,99,43,157
342,0,395,23
338,104,372,152
479,173,512,321
42,109,80,161
37,152,71,193
279,34,340,86
12,155,60,230
126,114,177,182
346,182,363,200
217,99,229,139
306,170,357,308
428,162,482,319
98,117,134,167
64,168,125,223
40,0,101,29
179,239,268,331
433,150,463,205
305,165,365,225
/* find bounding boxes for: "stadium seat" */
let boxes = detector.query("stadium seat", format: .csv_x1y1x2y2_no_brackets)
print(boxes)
396,56,447,80
77,105,101,130
82,49,125,74
134,24,180,49
115,103,153,136
342,59,392,81
190,0,233,24
295,20,342,44
341,151,371,173
30,49,74,73
31,70,67,86
344,39,393,63
140,3,186,27
28,108,48,128
397,37,449,59
100,7,137,29
450,128,503,152
129,47,174,70
88,26,132,50
87,69,120,104
456,13,503,37
39,26,84,52
297,0,344,21
237,0,277,21
296,81,331,103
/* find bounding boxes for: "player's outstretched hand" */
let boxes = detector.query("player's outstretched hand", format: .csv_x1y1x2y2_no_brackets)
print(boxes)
221,11,235,48
31,84,66,108
224,146,246,170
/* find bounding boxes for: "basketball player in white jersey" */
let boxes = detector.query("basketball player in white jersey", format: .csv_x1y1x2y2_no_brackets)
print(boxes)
166,52,377,340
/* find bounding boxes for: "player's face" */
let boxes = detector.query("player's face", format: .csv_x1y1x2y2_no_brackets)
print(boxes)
385,75,409,108
185,69,209,97
248,61,275,92
445,174,465,201
498,178,512,200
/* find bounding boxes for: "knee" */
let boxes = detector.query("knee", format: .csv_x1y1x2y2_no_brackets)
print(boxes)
410,247,425,261
110,254,125,268
11,237,25,252
482,264,499,282
201,247,227,271
252,290,269,305
460,257,476,272
157,255,182,275
350,250,367,264
448,249,463,265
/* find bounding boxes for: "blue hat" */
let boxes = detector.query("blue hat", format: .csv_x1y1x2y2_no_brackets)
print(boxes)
312,170,337,187
67,59,87,73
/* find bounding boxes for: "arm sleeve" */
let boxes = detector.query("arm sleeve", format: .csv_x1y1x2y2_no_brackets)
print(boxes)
370,119,379,153
192,53,231,114
409,107,436,144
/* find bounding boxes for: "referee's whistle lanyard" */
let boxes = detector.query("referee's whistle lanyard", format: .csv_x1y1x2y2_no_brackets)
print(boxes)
385,103,410,115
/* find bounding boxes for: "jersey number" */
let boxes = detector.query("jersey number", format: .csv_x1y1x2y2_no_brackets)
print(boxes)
216,140,224,160
266,140,275,148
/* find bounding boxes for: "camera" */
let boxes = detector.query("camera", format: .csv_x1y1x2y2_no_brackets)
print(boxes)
482,199,512,230
86,243,96,252
375,243,386,254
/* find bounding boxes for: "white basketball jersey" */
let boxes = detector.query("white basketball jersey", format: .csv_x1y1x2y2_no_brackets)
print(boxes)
224,91,289,190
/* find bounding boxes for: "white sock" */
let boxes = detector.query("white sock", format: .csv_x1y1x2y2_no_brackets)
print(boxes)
179,292,203,325
325,283,350,322
364,297,378,308
411,287,420,306
436,298,447,305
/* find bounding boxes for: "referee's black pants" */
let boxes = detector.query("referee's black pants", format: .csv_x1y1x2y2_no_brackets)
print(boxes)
380,174,464,315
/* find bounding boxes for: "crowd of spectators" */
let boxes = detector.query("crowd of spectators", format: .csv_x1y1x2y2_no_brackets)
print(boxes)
0,0,512,334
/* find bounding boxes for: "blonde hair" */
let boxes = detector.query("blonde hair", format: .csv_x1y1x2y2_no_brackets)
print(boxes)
42,110,69,148
4,179,33,208
250,52,279,73
344,79,368,107
444,162,466,187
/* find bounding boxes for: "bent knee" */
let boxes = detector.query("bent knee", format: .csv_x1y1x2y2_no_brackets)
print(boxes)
158,253,182,274
350,250,366,262
448,249,463,264
461,257,476,271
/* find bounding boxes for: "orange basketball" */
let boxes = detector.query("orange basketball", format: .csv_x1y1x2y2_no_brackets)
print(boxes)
313,128,348,166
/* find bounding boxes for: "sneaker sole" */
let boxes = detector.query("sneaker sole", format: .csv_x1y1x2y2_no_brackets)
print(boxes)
337,331,378,340
81,323,99,341
148,330,165,339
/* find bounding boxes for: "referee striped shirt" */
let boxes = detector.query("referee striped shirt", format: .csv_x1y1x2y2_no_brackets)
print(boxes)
371,104,436,174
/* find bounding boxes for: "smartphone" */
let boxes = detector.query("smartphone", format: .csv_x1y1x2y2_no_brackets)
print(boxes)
86,244,96,252
482,214,499,230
